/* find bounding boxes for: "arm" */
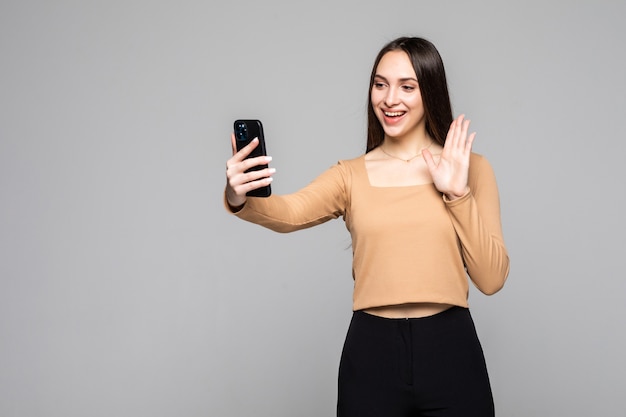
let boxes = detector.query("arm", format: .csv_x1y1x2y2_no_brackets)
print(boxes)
445,155,510,294
423,115,509,294
225,162,350,233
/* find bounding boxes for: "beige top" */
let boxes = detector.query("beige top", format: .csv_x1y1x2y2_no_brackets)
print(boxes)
227,153,509,311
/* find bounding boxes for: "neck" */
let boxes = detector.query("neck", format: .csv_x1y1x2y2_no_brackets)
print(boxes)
380,138,433,163
382,134,432,159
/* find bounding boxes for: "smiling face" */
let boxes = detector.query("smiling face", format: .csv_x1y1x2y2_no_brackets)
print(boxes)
370,50,426,141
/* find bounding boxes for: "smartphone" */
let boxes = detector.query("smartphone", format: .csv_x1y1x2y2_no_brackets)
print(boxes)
233,119,271,197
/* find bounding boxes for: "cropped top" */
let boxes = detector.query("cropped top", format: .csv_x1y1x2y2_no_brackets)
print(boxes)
226,153,509,311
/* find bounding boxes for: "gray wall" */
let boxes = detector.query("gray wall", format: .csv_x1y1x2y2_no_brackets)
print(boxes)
1,1,624,416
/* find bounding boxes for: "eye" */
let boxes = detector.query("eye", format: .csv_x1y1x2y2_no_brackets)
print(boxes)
373,82,386,89
402,85,416,92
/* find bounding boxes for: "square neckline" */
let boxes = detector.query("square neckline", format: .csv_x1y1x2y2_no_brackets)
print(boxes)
359,154,436,189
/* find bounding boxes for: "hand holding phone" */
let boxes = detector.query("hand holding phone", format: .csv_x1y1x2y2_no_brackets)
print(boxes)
231,119,272,198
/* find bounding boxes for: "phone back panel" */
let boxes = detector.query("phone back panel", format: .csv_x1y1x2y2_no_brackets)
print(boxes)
233,119,271,197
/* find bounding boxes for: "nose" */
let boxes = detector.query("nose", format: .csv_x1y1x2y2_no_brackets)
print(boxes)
384,86,399,107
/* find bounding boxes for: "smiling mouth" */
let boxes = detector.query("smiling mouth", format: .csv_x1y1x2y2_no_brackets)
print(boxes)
384,111,406,117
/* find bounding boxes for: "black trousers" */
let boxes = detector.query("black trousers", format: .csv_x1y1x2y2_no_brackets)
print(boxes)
337,307,495,417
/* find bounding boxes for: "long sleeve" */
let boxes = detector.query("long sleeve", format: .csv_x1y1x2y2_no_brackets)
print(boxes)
444,154,510,295
225,162,350,233
224,154,508,309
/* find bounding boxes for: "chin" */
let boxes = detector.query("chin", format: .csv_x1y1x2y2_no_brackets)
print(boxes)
382,127,406,139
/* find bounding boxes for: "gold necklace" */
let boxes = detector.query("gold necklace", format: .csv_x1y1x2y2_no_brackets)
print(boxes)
380,140,433,163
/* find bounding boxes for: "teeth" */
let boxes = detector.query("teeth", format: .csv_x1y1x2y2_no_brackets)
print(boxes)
385,111,404,117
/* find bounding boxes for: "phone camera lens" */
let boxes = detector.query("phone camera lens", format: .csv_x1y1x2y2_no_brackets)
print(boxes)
236,123,248,141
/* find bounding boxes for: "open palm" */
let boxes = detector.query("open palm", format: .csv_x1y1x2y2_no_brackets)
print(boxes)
423,114,475,200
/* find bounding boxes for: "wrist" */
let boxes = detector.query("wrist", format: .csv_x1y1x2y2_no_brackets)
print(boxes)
444,186,470,201
225,189,246,212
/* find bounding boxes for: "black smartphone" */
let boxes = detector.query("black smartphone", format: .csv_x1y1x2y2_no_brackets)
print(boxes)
233,119,271,197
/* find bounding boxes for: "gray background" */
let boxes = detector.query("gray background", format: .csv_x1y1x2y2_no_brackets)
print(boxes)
1,0,624,416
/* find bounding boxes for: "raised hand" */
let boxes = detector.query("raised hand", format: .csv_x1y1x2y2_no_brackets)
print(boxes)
422,114,475,200
225,133,275,208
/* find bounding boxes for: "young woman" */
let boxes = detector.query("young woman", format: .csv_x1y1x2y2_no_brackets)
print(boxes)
224,36,509,417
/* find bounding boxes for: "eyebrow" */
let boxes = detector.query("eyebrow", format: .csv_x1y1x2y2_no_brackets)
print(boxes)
374,74,418,83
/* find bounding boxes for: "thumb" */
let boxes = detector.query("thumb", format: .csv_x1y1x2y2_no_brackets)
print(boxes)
422,148,437,174
230,133,237,155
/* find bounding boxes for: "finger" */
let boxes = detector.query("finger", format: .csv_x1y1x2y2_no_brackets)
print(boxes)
422,148,437,174
227,157,274,188
233,176,274,196
232,137,260,162
461,118,470,138
239,165,276,183
226,133,239,173
454,114,468,150
465,131,476,153
459,119,471,151
441,122,455,156
237,154,273,174
445,114,463,150
227,137,264,172
445,118,457,144
230,133,237,155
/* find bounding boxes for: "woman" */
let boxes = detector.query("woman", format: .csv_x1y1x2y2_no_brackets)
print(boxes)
225,36,509,417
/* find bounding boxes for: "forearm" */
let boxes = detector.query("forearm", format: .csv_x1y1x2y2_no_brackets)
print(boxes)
224,162,348,233
446,192,510,294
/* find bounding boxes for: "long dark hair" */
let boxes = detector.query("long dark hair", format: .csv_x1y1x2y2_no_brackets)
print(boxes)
366,37,453,152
